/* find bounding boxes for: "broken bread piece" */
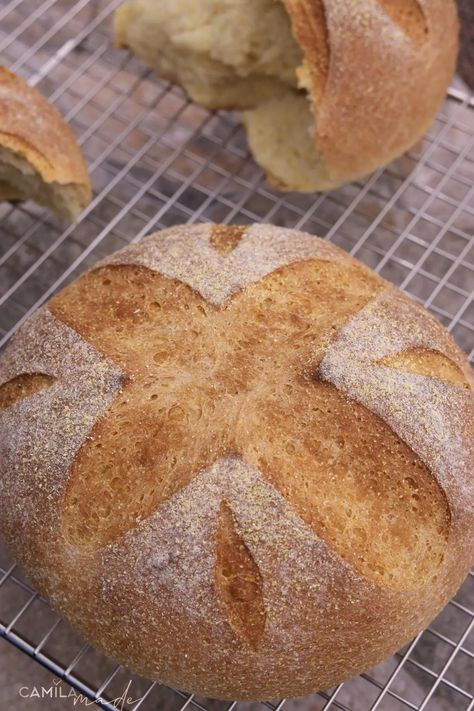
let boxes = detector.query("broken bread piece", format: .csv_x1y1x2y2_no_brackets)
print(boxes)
0,66,91,221
114,0,303,110
115,0,459,192
242,91,331,192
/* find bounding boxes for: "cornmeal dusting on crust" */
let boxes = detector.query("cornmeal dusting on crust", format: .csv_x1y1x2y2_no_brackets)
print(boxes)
101,223,349,305
92,452,454,697
0,308,124,538
319,287,474,521
110,456,357,614
98,456,371,676
0,225,472,701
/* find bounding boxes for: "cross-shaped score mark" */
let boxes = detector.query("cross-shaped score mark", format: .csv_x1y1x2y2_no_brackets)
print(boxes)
0,227,471,651
49,255,454,597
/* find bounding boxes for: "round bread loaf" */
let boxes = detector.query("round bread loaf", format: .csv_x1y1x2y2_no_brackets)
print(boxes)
0,66,91,221
0,224,473,701
114,0,458,191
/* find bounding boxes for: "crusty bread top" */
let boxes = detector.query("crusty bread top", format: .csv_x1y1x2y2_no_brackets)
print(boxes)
283,0,459,181
1,224,472,568
0,224,473,699
102,222,350,304
0,66,91,194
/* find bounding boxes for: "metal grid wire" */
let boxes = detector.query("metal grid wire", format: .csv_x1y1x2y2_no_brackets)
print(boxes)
0,1,473,709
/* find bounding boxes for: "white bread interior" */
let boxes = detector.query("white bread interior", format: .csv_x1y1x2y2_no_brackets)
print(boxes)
0,146,88,221
242,92,332,191
115,0,303,108
115,0,327,190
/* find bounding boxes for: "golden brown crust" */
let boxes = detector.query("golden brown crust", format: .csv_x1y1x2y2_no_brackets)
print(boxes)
0,224,472,701
283,0,459,182
0,66,91,199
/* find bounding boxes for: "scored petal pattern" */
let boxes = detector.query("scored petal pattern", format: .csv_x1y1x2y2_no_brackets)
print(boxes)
1,225,472,650
214,500,266,648
51,246,381,554
376,347,471,387
319,287,474,522
0,372,55,411
0,308,124,549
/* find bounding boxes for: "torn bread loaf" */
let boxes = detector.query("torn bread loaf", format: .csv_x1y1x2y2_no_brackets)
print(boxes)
115,0,458,192
0,223,473,700
0,66,91,220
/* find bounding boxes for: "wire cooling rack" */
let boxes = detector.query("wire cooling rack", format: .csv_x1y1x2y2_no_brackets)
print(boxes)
0,1,473,710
